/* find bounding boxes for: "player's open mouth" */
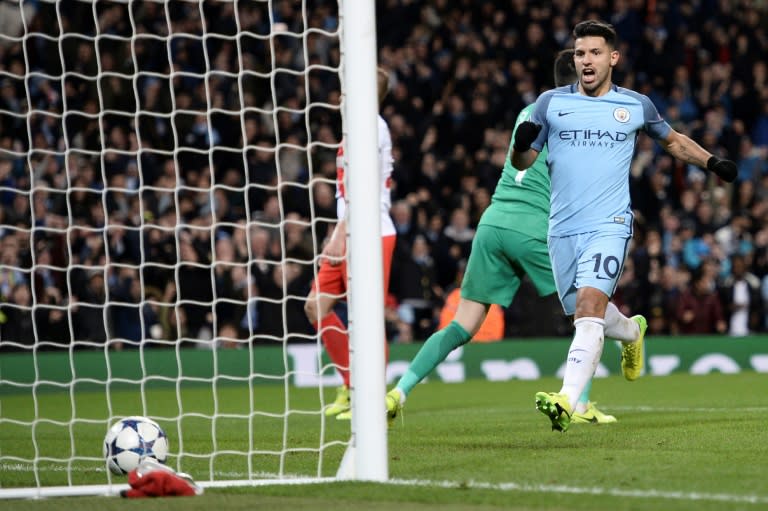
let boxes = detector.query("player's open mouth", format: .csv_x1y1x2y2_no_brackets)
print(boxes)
582,69,596,83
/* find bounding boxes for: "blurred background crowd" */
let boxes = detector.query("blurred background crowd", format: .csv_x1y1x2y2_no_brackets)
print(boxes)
0,0,767,350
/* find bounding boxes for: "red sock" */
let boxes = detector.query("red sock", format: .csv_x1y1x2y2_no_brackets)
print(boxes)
314,314,392,388
315,313,350,387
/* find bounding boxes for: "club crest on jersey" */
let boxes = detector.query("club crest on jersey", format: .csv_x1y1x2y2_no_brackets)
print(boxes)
613,107,630,123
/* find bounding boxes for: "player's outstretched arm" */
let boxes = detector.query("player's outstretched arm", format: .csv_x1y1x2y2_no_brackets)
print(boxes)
511,121,541,171
658,129,737,182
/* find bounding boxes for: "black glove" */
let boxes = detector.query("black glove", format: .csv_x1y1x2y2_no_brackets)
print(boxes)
513,121,542,152
706,156,737,183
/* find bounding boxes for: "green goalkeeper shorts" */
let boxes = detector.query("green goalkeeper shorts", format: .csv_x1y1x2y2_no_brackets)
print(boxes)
461,224,557,307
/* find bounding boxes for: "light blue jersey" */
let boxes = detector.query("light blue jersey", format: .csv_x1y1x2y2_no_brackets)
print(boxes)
529,84,671,237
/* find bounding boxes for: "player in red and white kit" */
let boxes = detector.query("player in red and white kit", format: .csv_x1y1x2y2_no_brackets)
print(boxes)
304,68,395,420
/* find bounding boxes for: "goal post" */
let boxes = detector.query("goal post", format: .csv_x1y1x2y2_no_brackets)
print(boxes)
0,0,387,498
339,0,388,482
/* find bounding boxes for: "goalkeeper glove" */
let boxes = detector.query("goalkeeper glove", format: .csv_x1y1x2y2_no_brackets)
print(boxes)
706,156,737,183
121,459,202,498
513,121,542,152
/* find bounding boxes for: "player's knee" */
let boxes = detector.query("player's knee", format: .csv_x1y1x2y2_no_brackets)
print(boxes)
574,288,609,318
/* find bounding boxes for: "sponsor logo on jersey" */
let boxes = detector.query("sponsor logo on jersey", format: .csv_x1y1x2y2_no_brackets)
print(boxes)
558,130,628,141
558,129,629,148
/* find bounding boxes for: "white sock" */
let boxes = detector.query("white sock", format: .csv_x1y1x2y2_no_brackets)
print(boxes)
560,317,605,411
604,302,639,343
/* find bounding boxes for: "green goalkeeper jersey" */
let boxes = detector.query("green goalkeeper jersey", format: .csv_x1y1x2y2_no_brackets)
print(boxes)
479,104,550,242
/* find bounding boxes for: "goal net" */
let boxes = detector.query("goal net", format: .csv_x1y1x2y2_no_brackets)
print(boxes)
0,0,385,498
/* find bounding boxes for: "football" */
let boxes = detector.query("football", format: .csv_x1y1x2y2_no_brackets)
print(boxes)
103,416,169,475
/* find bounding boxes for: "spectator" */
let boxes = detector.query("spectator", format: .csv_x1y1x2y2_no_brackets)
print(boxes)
0,234,26,300
175,235,214,341
108,267,161,346
255,261,313,344
0,283,35,346
72,272,108,344
675,269,727,334
390,234,439,340
212,235,249,334
719,253,763,336
34,286,70,346
646,265,683,335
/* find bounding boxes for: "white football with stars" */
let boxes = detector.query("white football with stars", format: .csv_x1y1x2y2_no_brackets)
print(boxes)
103,416,169,475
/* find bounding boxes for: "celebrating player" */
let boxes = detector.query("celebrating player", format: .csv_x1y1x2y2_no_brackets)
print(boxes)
305,67,395,420
386,49,638,427
511,20,737,432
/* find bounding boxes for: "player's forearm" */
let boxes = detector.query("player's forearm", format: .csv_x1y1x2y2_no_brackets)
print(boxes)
663,131,737,182
330,219,347,242
662,132,712,169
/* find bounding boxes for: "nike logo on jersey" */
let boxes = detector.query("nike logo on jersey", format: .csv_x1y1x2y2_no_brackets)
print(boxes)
558,111,574,116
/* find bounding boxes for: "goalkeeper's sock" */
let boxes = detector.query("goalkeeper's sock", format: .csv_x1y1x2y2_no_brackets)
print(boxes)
575,379,593,415
560,317,605,411
396,321,471,396
604,302,640,342
315,312,350,387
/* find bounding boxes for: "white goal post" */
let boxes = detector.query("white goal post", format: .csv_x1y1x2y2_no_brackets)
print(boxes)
340,0,388,482
0,0,386,498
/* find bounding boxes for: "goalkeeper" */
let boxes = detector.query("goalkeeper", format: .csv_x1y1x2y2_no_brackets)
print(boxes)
305,67,395,421
386,49,644,426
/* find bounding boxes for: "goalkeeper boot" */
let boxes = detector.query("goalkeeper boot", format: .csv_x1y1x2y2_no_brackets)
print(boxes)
336,410,351,421
535,392,572,432
385,388,404,427
325,385,350,417
621,315,647,381
571,402,617,425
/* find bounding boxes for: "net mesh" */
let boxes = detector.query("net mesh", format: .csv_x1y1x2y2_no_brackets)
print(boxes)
0,0,349,492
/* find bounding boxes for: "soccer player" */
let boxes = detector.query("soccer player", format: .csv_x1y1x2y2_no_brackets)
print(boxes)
385,49,636,427
511,20,737,432
305,67,395,420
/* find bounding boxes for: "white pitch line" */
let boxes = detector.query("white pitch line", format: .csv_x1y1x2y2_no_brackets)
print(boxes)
603,406,768,413
0,463,105,473
446,405,768,417
2,466,766,505
386,478,768,505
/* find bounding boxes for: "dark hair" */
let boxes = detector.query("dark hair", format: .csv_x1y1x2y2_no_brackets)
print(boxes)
553,49,577,87
572,20,617,48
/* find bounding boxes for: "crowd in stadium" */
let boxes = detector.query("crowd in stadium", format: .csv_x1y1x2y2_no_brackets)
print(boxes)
0,1,767,349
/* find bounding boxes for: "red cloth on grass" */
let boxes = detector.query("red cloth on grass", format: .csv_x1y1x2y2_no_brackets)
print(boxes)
123,467,199,498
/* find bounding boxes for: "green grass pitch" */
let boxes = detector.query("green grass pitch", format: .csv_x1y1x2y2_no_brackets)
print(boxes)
1,372,768,510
